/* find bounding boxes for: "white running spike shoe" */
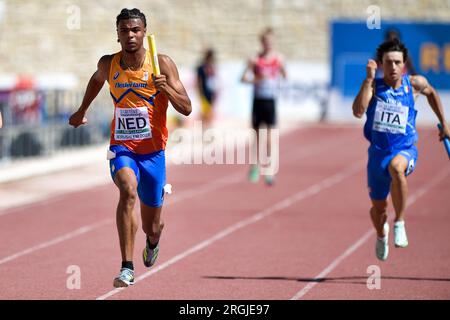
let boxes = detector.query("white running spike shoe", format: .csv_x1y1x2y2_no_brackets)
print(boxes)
376,223,389,261
394,220,409,248
113,268,135,288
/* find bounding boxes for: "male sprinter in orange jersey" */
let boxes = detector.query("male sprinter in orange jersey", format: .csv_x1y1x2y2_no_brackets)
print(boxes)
69,8,191,287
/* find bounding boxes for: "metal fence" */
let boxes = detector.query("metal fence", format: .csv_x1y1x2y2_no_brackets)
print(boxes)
0,89,112,163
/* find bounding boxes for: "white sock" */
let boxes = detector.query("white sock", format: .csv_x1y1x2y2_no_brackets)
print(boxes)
394,220,405,227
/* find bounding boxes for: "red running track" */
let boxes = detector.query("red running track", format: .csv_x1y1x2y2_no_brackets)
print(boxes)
0,124,449,300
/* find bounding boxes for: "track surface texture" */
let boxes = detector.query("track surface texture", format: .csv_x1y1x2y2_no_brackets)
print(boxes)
0,124,449,300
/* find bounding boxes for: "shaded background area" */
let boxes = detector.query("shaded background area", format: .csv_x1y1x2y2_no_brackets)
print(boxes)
0,0,449,161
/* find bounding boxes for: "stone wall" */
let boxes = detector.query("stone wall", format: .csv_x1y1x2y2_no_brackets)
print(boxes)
1,0,449,85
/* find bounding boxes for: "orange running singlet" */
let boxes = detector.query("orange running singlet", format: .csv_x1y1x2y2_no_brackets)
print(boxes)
109,51,169,154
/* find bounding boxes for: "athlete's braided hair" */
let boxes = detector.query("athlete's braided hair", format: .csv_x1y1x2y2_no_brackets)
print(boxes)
376,38,408,63
116,8,147,27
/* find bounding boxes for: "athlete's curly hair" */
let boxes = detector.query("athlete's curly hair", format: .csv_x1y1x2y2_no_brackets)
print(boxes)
116,8,147,27
376,38,408,63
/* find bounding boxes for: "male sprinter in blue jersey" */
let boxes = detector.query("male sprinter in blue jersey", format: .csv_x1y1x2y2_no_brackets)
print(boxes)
353,39,450,261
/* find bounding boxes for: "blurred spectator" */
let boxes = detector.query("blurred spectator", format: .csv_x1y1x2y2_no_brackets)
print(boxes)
241,27,287,185
9,76,42,125
196,48,218,127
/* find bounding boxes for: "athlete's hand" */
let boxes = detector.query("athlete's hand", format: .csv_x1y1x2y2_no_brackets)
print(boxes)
69,110,87,128
153,74,169,93
439,123,450,141
366,59,378,81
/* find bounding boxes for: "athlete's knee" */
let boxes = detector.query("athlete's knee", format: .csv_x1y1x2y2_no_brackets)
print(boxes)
371,207,387,219
389,160,407,180
118,183,137,204
371,201,388,215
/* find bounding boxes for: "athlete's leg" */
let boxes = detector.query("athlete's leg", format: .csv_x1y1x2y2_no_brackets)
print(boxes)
266,126,272,161
370,199,388,238
249,127,260,182
136,150,166,267
367,147,391,237
262,100,277,185
262,125,276,185
200,95,212,128
255,127,261,164
137,151,165,243
249,101,261,182
388,155,409,222
141,203,164,245
110,146,140,287
140,204,164,268
266,99,276,162
114,168,139,263
252,108,261,165
389,149,417,248
371,198,390,261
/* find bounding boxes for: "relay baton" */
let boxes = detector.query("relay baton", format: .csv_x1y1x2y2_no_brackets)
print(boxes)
438,123,450,159
147,35,160,76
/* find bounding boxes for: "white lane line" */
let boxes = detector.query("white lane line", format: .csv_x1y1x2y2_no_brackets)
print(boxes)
0,172,244,266
290,166,450,300
0,125,334,217
0,128,340,267
0,219,113,266
96,162,363,300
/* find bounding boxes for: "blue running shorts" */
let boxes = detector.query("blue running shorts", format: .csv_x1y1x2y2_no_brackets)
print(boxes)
367,145,418,200
109,145,166,208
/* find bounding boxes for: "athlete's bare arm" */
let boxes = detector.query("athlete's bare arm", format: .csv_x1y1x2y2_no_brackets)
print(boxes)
410,75,450,140
352,59,377,118
154,54,192,116
241,58,256,84
69,55,112,128
279,54,288,80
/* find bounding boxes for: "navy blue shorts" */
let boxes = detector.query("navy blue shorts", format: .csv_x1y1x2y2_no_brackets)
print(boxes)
109,145,166,208
252,98,276,129
367,145,418,200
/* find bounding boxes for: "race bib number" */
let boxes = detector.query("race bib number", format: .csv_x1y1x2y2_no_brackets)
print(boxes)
114,107,152,141
373,102,409,134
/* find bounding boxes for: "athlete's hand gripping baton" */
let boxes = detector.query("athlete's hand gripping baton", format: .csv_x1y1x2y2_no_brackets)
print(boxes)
438,123,450,160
